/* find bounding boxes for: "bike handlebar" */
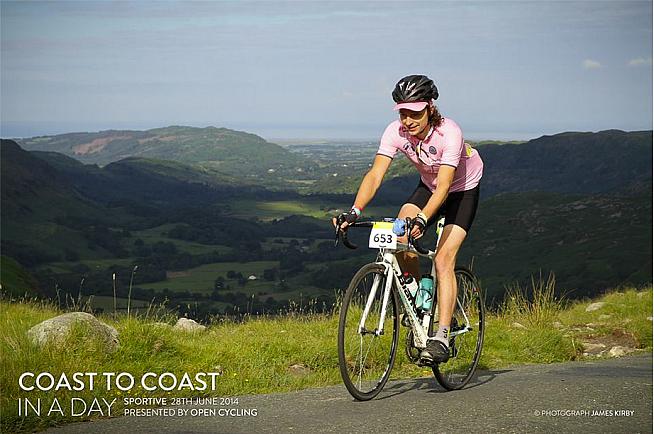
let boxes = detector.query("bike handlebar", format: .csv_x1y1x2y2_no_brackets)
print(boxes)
334,218,431,254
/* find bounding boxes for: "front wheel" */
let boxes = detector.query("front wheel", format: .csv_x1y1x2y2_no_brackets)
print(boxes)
338,263,399,401
433,267,485,390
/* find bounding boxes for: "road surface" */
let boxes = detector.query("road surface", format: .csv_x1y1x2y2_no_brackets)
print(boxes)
45,353,652,433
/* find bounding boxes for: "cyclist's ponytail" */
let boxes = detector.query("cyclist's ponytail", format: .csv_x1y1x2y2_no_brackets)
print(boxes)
429,105,444,128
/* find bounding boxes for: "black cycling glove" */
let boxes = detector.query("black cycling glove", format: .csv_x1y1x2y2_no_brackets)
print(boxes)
336,208,361,227
409,213,428,238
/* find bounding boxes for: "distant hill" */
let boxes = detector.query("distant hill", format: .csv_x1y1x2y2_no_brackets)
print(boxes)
31,151,239,207
478,129,652,197
1,139,303,267
458,190,652,301
0,140,101,223
1,140,116,265
1,128,651,310
309,129,653,200
16,126,315,183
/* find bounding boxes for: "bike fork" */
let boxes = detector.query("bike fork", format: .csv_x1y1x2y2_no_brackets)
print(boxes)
357,270,393,336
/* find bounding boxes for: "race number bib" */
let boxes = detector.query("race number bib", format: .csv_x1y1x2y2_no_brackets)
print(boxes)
369,222,397,249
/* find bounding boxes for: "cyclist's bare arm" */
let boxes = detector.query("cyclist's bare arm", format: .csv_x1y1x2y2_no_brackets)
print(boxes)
353,154,393,210
333,155,392,230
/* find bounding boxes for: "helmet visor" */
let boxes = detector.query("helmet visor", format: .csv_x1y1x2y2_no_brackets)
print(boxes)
393,101,428,112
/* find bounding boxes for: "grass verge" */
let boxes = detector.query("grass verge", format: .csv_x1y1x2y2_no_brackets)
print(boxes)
1,284,651,432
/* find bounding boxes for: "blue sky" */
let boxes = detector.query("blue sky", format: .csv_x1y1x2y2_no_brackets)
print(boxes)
1,1,652,140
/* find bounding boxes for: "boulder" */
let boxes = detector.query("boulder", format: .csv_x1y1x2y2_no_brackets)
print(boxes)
174,318,206,332
28,312,119,352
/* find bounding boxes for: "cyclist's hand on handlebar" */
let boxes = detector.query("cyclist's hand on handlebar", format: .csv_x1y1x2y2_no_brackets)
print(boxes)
409,213,428,239
332,208,360,231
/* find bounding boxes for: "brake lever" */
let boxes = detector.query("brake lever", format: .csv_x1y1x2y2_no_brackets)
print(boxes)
341,228,358,249
333,218,358,249
407,217,429,255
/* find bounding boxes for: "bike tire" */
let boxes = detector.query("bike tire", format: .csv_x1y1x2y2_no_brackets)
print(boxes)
338,263,399,401
433,266,485,390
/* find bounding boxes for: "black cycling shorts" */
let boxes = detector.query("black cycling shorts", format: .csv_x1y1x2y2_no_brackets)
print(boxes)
405,181,480,233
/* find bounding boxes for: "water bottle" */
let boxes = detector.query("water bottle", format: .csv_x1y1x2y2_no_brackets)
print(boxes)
416,274,434,312
400,272,418,300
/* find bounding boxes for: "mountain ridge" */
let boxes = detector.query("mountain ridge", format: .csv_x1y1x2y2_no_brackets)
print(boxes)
308,128,653,199
15,125,311,176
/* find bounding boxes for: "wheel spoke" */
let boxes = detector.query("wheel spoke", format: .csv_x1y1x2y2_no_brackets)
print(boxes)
434,268,484,390
338,264,399,400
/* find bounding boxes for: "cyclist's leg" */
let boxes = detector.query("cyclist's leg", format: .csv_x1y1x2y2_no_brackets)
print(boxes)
434,224,467,330
396,203,421,277
435,186,479,331
423,186,480,362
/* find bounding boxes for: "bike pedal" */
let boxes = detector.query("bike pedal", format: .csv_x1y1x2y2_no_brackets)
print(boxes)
416,352,436,367
417,357,436,367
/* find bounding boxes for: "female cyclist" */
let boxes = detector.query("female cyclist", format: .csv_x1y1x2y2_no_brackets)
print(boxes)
333,74,484,364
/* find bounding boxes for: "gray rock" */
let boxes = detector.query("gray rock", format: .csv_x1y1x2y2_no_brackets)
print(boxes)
585,302,606,312
174,318,206,332
608,346,632,357
582,342,606,352
28,312,119,352
288,364,311,376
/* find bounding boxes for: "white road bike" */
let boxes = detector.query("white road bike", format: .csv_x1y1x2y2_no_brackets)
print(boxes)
335,217,485,401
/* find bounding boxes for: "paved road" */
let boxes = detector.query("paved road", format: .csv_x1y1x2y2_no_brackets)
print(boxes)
46,353,652,434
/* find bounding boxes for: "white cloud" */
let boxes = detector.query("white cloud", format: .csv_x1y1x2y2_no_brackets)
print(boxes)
582,59,602,69
628,57,653,67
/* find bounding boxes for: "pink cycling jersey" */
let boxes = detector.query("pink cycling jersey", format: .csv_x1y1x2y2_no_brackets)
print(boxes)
377,117,483,193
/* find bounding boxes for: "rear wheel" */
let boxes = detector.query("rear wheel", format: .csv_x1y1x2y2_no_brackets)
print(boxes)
338,263,399,401
433,267,485,390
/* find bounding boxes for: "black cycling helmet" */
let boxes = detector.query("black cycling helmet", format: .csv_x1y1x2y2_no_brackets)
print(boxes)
392,74,439,103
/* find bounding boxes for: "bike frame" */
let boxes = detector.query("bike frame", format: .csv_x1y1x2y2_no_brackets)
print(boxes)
357,226,474,350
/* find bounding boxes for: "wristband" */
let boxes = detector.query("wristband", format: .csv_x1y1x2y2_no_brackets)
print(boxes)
351,207,362,217
416,212,428,223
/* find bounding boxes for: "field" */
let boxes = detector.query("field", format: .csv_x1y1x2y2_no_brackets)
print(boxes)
126,224,232,255
138,261,280,293
230,199,397,221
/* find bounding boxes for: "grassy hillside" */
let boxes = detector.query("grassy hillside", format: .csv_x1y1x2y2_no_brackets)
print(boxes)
1,285,651,432
458,190,652,301
1,140,125,266
478,129,652,197
0,256,40,297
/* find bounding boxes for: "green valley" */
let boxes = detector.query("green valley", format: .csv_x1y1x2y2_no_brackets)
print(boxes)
1,128,652,319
